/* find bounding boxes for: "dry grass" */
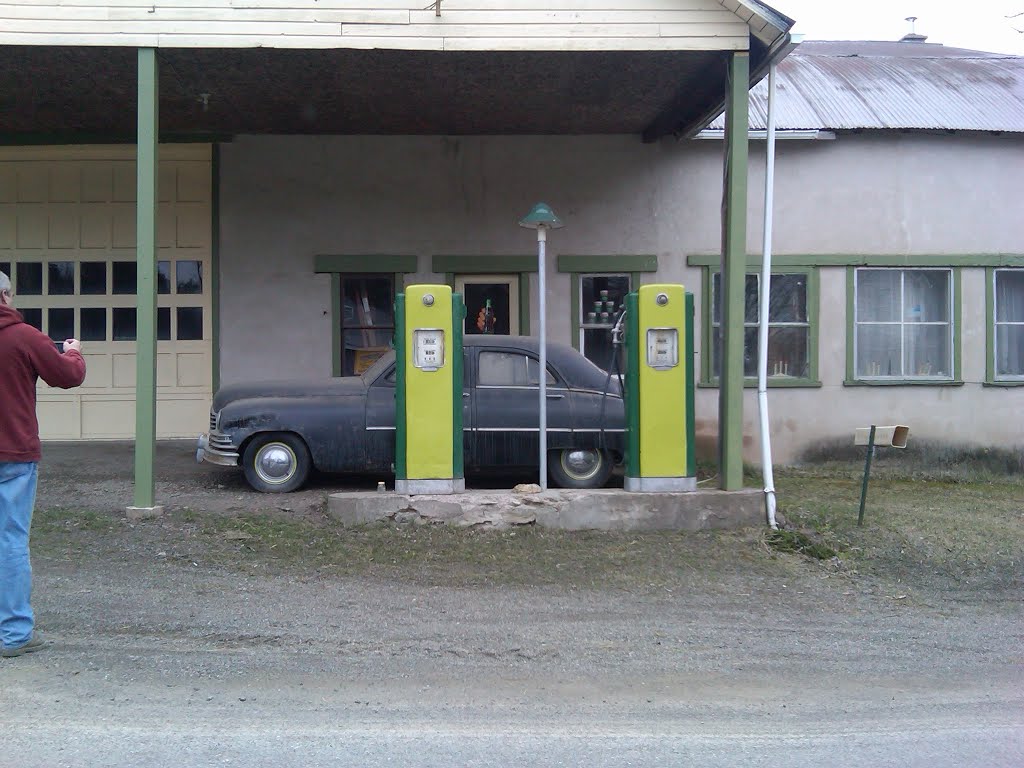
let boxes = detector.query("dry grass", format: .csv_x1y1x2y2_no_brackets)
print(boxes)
33,462,1023,601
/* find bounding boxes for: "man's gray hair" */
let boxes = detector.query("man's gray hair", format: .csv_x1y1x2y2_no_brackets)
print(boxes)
0,270,10,295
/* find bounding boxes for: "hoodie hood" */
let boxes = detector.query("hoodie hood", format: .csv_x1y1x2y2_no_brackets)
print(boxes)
0,303,24,331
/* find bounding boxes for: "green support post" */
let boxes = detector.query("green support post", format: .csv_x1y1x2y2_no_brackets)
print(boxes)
719,51,750,491
133,47,159,510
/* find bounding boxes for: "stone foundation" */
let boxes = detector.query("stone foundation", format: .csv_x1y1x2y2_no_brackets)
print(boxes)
327,488,764,531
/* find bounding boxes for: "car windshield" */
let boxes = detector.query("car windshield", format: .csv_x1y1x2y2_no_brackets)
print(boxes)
360,350,395,384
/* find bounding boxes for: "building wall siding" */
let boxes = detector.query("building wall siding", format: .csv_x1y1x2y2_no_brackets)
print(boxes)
0,0,749,50
217,133,1024,461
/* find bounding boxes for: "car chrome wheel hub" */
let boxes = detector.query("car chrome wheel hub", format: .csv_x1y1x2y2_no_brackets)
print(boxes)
562,449,601,479
255,443,296,485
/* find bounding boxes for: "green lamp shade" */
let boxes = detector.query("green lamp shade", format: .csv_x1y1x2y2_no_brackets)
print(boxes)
518,202,564,229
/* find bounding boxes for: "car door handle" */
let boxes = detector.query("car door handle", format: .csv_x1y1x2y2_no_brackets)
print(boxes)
463,391,470,398
546,393,565,400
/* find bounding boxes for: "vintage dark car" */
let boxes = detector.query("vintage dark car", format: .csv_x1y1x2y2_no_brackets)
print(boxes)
197,336,625,492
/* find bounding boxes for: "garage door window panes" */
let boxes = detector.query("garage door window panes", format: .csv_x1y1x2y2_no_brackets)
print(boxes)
106,259,203,342
995,269,1024,380
855,268,952,380
1,259,204,343
341,276,394,376
711,272,810,380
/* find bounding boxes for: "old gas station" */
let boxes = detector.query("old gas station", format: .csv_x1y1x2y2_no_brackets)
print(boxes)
0,1,796,519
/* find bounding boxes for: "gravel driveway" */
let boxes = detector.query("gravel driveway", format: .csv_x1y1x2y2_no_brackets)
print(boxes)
5,441,1021,767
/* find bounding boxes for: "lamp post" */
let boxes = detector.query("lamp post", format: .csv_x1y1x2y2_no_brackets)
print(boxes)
519,203,564,491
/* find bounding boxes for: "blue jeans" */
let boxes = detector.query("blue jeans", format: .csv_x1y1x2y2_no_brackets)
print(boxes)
0,462,38,650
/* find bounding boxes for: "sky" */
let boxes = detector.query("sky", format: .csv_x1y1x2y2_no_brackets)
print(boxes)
768,0,1024,55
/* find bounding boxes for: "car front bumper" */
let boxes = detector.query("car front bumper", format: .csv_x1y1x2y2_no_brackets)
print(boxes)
196,432,240,467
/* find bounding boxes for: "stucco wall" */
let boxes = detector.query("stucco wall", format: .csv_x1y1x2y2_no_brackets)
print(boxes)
218,133,1024,462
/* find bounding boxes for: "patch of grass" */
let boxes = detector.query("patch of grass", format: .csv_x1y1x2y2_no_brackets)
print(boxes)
29,461,1024,603
763,529,836,560
796,438,1024,483
774,468,1024,599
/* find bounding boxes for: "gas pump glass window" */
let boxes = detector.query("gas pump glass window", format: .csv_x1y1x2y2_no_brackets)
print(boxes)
340,276,394,376
478,351,556,387
579,274,629,371
711,273,809,379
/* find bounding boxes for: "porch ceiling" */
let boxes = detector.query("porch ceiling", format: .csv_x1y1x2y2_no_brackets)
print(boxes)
0,45,744,141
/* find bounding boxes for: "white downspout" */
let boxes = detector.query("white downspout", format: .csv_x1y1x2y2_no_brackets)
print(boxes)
758,63,779,530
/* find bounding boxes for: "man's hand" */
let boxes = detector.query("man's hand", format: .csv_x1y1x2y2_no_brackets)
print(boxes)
62,338,82,354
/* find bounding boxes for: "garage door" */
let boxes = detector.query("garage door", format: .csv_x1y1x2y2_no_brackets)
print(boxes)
0,145,213,440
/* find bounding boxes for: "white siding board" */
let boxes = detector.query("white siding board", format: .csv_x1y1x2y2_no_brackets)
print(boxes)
2,19,339,34
0,0,754,50
343,23,662,37
0,6,412,23
442,36,746,51
404,10,740,23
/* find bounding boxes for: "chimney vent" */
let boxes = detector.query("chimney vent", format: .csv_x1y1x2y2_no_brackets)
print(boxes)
901,16,928,43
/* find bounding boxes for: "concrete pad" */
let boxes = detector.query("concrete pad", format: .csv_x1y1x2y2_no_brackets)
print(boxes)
327,488,764,532
125,505,165,520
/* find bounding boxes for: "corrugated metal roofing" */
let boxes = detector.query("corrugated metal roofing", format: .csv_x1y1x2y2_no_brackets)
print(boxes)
708,40,1024,133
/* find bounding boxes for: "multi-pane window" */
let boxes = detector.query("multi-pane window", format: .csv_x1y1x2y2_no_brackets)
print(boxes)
994,269,1024,380
711,272,810,379
854,268,953,380
0,259,205,342
340,275,394,376
578,274,630,372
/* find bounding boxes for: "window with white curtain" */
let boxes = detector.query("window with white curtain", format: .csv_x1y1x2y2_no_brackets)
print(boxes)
854,268,953,380
994,269,1024,380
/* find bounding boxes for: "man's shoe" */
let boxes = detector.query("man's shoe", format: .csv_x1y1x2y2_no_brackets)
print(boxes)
1,636,47,658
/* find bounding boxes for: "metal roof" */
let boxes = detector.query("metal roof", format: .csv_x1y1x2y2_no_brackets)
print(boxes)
707,40,1024,133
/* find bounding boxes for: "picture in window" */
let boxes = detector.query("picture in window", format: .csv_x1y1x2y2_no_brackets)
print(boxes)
464,283,511,336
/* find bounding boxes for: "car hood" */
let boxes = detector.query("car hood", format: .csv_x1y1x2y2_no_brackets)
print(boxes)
212,377,368,412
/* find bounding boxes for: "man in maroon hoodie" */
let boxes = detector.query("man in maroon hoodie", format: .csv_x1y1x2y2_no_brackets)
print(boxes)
0,270,86,657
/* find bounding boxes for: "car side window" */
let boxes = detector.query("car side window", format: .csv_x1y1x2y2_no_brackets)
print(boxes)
372,367,397,388
478,351,556,387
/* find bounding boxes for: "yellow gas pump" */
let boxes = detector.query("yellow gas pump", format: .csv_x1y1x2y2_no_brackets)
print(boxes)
624,284,696,492
395,284,465,494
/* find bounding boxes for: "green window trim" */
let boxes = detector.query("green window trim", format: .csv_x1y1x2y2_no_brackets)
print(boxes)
845,266,962,386
986,266,1024,385
687,253,1024,268
699,265,821,388
317,256,417,377
435,256,536,337
315,254,418,274
557,254,658,274
431,255,536,274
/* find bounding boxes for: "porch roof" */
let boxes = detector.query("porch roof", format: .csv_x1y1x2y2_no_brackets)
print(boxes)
0,3,793,142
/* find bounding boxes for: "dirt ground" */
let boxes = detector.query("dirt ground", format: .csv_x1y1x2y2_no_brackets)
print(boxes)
7,441,1023,766
37,439,356,518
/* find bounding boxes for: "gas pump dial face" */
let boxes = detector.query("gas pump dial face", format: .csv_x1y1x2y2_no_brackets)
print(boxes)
412,329,445,371
646,328,679,370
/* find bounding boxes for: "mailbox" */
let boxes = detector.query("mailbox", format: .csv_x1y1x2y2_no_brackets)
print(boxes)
855,425,909,449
